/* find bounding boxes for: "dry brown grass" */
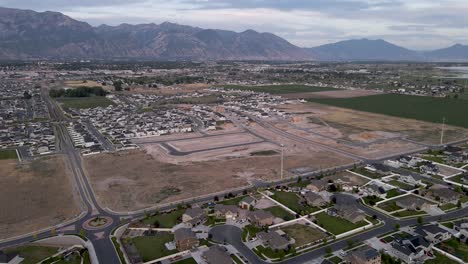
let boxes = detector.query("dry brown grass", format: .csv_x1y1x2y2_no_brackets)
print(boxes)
0,156,80,239
84,150,352,211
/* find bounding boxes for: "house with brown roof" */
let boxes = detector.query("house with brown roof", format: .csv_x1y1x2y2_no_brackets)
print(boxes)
306,180,328,192
257,231,291,250
429,186,461,204
182,207,206,227
247,210,274,226
395,196,433,211
239,196,257,210
303,192,327,207
327,205,365,224
344,246,381,264
174,228,199,251
202,245,233,264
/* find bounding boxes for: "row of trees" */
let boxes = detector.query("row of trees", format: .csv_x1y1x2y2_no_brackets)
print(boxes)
49,86,108,98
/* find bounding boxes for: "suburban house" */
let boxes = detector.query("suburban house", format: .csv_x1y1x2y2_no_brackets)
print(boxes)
366,164,391,176
429,186,461,204
413,224,451,244
239,196,257,210
398,175,421,185
419,162,439,175
182,208,206,227
398,155,419,168
214,205,240,219
344,246,381,264
364,183,387,198
390,235,432,263
202,245,232,264
303,192,327,207
174,228,199,251
247,210,274,226
306,180,328,192
257,231,290,250
395,196,433,211
0,251,22,264
327,205,365,224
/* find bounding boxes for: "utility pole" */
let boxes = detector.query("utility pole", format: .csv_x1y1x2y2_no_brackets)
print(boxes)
280,144,284,180
440,117,446,145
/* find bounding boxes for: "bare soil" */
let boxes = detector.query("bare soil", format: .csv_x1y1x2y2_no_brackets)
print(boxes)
281,89,380,99
0,156,80,239
84,149,352,211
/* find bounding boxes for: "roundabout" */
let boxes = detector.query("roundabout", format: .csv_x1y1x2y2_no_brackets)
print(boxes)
82,216,113,231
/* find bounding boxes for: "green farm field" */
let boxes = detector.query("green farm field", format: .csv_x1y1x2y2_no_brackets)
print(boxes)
223,84,337,94
308,94,468,128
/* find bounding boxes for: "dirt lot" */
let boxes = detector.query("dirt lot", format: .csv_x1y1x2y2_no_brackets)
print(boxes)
279,103,468,145
0,156,80,239
281,89,380,99
168,133,260,152
84,149,353,211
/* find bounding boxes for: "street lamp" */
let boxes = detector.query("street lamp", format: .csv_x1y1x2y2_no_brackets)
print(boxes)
280,144,284,180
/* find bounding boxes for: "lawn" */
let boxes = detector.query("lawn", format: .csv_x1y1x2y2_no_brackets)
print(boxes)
0,149,17,160
391,210,426,218
378,201,402,212
386,189,404,198
388,180,415,191
219,195,247,205
242,225,262,241
3,245,58,264
282,224,325,247
132,233,177,262
438,238,468,262
362,195,383,206
223,84,337,94
231,254,243,264
141,209,184,228
254,245,294,260
57,96,115,109
271,191,318,215
439,203,458,211
308,93,468,128
425,252,458,264
264,206,294,221
314,212,367,235
328,256,343,264
350,168,383,179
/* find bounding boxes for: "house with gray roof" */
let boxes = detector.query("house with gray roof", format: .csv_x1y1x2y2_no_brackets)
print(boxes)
257,231,290,250
202,245,232,264
414,224,451,244
344,246,381,264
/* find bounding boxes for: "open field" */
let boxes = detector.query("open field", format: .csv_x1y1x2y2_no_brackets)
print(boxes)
223,84,337,94
64,80,104,88
314,212,367,235
3,245,59,264
57,96,115,109
0,149,17,160
271,191,319,215
281,89,380,99
167,133,261,152
281,224,326,247
279,102,468,145
85,149,351,211
0,156,80,239
308,93,468,129
132,233,177,262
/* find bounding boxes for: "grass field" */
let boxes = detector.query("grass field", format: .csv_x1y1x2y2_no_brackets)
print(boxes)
271,191,318,214
378,201,402,212
282,224,325,247
438,238,468,262
386,189,404,198
141,209,184,228
223,84,337,94
391,210,426,218
425,252,458,264
388,180,415,191
57,96,115,109
264,206,294,220
0,149,17,160
350,168,383,179
4,245,58,264
314,212,366,235
132,233,177,262
220,195,247,206
308,93,468,128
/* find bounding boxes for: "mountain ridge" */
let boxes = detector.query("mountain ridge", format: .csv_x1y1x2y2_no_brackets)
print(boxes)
0,6,467,61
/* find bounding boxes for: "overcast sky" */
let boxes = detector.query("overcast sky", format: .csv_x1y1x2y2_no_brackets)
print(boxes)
1,0,467,50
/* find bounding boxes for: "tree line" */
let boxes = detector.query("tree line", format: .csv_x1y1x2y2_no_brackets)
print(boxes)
49,86,108,98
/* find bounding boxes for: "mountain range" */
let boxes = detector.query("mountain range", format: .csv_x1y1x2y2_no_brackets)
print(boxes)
0,6,467,62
